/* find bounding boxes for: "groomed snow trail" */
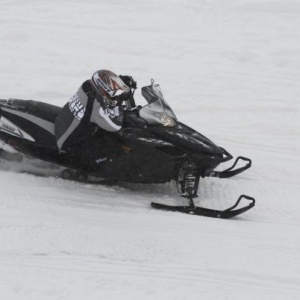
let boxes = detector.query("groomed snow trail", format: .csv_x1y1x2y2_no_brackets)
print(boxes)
0,1,300,299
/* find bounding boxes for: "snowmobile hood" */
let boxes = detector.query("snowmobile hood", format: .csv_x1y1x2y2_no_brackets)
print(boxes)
149,122,225,157
137,83,224,157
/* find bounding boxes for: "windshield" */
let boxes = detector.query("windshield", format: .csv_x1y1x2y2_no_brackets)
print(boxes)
139,84,178,127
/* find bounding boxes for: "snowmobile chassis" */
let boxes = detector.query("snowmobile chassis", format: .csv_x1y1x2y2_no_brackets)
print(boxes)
0,81,256,219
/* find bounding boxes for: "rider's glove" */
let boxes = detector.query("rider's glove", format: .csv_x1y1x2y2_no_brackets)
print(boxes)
119,75,137,89
113,91,131,106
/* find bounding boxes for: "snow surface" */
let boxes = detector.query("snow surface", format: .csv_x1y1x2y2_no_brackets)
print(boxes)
1,0,300,299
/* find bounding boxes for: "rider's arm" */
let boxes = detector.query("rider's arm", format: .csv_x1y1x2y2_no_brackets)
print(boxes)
90,98,123,132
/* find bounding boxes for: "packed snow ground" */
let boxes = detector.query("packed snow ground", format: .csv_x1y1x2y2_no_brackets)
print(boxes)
0,0,300,299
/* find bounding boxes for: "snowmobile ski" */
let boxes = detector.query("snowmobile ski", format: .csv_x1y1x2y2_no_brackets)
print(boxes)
151,195,255,219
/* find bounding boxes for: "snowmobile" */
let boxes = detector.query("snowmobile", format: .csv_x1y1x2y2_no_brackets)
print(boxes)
0,81,255,219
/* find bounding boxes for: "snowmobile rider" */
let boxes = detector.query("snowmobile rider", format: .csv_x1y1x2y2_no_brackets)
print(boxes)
55,70,137,168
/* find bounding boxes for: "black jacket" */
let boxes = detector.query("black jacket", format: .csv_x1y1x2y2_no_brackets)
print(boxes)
55,80,123,151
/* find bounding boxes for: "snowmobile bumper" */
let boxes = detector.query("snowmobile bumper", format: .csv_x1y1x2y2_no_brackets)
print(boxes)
208,148,252,178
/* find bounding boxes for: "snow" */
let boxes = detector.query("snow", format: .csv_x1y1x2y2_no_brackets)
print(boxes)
0,0,300,299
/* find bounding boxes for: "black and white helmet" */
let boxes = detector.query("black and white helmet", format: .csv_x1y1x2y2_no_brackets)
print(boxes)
91,70,130,105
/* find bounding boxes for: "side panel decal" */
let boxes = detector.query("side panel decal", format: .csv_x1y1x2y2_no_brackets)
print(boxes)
0,116,35,141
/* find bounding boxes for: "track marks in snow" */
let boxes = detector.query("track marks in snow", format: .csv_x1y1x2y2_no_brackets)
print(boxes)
1,255,300,300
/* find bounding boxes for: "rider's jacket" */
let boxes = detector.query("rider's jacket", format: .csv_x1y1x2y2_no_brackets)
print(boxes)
55,80,123,151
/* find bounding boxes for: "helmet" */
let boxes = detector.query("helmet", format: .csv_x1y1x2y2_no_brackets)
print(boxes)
91,70,130,104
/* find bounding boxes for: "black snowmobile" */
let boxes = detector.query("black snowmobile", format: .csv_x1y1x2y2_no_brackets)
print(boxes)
0,81,255,219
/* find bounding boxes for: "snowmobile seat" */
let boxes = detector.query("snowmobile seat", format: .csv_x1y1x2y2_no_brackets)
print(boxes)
2,99,62,123
0,99,63,147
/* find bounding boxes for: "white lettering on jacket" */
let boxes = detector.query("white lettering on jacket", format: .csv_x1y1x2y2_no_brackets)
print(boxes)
69,93,85,120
